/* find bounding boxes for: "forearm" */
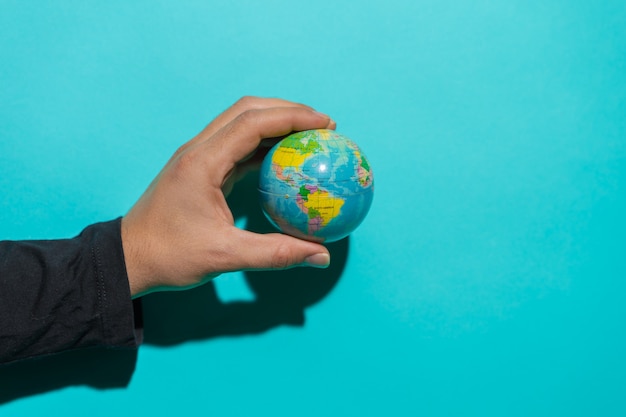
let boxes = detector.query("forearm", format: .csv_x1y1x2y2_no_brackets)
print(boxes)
0,219,139,364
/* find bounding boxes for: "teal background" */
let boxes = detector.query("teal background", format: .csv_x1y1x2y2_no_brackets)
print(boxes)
1,0,625,415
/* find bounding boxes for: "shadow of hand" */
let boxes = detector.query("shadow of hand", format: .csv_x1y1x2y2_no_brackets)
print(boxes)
142,172,349,345
141,236,348,345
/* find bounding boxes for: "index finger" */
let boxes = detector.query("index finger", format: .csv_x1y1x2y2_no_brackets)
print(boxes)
206,106,335,169
183,97,316,153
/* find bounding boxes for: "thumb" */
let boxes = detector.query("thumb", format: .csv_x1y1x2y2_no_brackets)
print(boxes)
232,230,330,270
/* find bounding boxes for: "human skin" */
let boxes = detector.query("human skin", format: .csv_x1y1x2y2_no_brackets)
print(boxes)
121,97,336,298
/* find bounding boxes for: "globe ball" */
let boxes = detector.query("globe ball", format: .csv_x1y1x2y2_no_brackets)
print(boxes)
258,129,374,243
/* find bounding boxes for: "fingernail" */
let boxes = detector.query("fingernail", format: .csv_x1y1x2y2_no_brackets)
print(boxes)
304,253,330,268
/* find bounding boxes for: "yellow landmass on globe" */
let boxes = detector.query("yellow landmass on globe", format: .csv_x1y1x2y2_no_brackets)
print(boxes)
316,129,332,140
271,146,310,170
299,189,345,231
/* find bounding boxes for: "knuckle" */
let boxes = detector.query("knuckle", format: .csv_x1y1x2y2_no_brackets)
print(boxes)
235,95,261,111
234,108,260,127
271,244,295,270
171,149,198,179
172,143,188,159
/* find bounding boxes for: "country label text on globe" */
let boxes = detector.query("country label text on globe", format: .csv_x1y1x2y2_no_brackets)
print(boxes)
258,129,374,242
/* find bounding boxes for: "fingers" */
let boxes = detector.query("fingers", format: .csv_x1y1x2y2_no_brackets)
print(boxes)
180,97,315,154
206,96,315,137
208,106,335,167
227,229,331,271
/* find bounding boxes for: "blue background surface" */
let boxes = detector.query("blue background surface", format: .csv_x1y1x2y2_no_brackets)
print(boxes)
1,1,625,415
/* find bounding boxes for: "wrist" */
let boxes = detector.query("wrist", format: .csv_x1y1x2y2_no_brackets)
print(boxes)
121,216,153,298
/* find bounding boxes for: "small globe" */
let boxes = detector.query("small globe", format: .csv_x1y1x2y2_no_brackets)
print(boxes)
258,129,374,243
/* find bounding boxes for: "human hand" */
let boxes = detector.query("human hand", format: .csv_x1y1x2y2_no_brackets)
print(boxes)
121,97,336,298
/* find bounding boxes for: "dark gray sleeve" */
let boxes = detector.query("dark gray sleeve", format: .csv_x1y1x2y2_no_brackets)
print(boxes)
0,218,141,365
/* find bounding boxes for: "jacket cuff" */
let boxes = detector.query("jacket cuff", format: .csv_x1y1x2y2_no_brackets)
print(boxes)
89,218,143,348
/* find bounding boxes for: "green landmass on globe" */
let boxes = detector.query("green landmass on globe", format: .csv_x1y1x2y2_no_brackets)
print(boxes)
258,129,374,243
